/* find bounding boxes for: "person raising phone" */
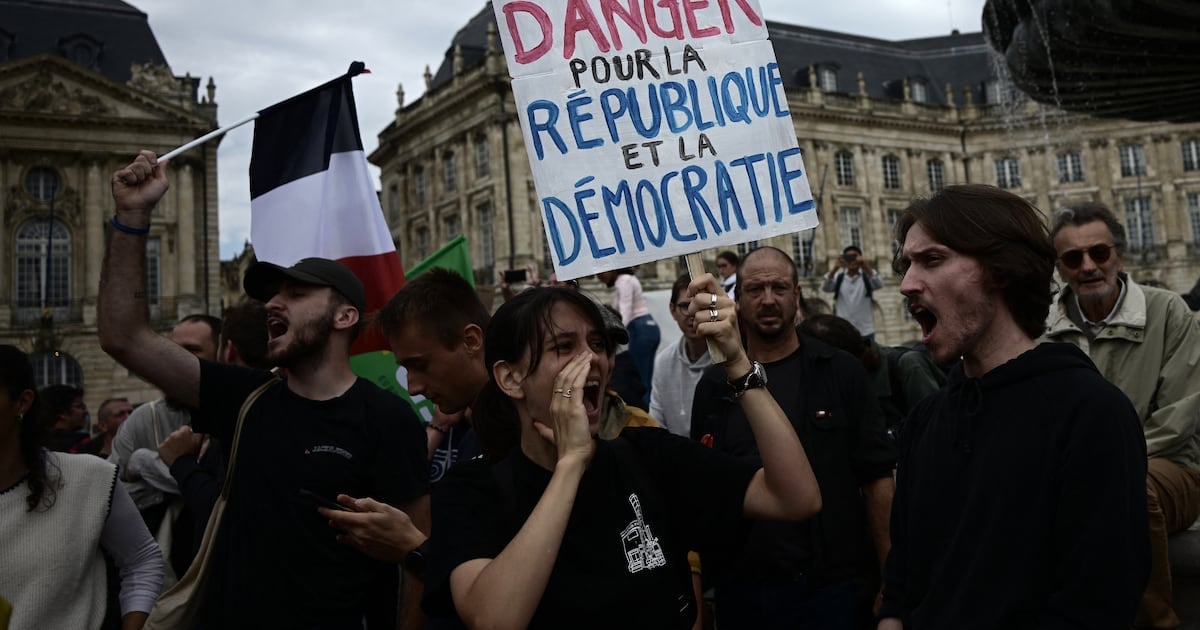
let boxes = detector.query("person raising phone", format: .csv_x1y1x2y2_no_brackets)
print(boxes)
423,276,821,629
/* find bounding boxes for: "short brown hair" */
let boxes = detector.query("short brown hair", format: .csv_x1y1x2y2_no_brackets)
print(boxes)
893,184,1055,339
377,268,489,348
221,300,271,369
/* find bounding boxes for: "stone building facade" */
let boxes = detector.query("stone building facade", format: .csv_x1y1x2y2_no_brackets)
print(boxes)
0,0,221,410
370,7,1200,345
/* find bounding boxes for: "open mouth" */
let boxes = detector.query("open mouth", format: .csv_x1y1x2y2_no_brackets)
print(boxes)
910,303,938,344
267,316,289,341
583,379,602,418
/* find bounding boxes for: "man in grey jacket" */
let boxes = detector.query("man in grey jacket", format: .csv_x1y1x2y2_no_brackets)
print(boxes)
649,274,712,437
1043,202,1200,630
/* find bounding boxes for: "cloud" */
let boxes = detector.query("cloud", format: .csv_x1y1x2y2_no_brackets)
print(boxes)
128,0,985,258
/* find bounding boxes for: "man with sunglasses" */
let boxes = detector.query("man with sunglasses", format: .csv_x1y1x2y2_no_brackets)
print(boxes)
1044,202,1200,630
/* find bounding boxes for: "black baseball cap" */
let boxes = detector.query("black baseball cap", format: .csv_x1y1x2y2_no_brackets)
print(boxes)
243,257,366,312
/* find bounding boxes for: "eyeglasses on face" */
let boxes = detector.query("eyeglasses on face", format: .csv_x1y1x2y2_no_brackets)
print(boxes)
1058,243,1115,269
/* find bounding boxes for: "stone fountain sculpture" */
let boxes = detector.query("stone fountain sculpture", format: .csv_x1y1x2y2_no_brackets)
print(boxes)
983,0,1200,122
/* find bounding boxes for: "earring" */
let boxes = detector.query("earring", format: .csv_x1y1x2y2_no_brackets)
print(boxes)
16,412,23,423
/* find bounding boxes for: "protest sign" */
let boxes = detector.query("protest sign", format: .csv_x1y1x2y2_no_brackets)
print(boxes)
493,0,818,280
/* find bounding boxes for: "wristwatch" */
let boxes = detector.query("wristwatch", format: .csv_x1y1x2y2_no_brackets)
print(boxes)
403,539,430,577
728,361,768,398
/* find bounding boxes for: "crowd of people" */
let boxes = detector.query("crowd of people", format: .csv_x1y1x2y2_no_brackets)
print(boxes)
1,150,1197,630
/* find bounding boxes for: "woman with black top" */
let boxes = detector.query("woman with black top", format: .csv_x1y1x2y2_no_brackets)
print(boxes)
425,275,821,629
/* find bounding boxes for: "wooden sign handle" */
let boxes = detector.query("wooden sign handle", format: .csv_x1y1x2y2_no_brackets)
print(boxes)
684,252,727,364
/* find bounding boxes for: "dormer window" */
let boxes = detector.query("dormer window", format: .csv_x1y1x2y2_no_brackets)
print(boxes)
58,34,103,71
910,79,928,103
818,66,839,92
0,28,14,62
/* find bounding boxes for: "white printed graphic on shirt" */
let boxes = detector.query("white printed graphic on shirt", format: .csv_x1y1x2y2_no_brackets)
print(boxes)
620,493,666,574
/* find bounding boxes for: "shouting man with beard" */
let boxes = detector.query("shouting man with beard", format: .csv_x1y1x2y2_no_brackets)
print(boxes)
878,186,1149,629
691,246,895,630
99,151,429,629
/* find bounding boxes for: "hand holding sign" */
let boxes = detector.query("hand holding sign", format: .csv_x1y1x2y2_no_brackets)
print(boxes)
493,0,817,361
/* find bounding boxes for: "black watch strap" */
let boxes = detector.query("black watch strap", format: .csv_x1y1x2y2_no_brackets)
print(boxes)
403,539,430,577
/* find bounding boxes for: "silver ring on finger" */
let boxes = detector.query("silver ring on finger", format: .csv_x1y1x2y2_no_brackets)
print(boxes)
709,293,718,309
562,388,573,398
709,308,719,322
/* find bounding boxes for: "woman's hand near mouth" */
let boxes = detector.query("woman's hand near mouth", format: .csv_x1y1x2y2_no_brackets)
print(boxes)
541,350,596,466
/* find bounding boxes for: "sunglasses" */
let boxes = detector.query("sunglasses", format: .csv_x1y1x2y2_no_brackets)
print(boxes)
1058,244,1114,269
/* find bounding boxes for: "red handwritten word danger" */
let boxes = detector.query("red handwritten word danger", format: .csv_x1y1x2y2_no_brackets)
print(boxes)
501,0,763,64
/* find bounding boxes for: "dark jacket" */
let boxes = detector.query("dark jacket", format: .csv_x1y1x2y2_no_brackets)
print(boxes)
879,343,1149,629
691,333,895,586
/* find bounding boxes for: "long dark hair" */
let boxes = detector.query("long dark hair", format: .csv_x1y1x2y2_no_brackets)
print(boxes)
472,288,610,459
0,345,54,511
893,185,1055,339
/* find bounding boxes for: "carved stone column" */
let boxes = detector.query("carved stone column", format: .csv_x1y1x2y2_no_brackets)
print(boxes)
177,163,196,301
83,161,105,326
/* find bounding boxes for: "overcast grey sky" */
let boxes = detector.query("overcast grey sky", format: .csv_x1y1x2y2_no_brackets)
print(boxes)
128,0,988,259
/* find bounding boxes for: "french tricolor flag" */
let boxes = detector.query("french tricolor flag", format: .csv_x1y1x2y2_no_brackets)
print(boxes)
249,62,404,355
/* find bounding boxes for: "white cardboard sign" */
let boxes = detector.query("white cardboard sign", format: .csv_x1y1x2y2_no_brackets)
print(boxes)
494,0,817,280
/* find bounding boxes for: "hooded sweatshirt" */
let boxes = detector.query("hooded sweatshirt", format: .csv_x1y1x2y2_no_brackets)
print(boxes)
880,343,1149,630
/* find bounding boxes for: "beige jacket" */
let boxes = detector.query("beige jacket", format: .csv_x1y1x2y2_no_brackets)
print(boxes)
1043,276,1200,471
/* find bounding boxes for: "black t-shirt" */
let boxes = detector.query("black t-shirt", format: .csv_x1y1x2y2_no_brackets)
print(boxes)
193,361,429,628
691,334,895,586
425,427,757,629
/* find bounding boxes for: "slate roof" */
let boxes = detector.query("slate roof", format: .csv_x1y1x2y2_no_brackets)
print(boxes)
425,3,995,107
0,0,169,82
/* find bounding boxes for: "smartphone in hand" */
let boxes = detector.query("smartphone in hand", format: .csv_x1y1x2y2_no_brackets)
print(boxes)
503,268,527,283
300,488,349,512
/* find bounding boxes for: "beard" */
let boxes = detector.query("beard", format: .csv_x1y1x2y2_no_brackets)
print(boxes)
744,305,795,341
267,306,335,368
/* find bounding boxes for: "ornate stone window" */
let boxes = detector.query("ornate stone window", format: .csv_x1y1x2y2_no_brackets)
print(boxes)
415,226,430,260
1125,196,1155,251
413,167,426,206
30,351,83,388
840,207,862,248
25,167,60,202
926,159,945,191
1182,139,1200,172
882,155,901,190
994,157,1021,189
478,202,495,271
443,214,461,240
1119,144,1146,177
443,151,457,193
15,219,71,323
1056,151,1084,183
834,151,855,187
474,135,490,179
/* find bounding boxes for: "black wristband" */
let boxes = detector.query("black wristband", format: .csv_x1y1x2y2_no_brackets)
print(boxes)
426,423,447,435
111,215,151,235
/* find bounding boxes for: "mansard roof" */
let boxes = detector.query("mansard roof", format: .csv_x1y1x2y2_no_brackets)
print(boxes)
424,3,994,107
0,0,169,82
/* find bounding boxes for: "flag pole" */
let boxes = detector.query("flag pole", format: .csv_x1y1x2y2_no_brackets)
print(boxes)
160,112,260,161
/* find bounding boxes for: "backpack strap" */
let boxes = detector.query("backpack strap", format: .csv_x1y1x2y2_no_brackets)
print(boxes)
221,370,282,499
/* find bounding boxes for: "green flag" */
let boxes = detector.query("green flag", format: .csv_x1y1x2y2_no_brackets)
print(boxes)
349,234,475,422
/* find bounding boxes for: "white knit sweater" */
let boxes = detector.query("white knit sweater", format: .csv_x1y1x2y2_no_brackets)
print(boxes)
0,452,117,629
